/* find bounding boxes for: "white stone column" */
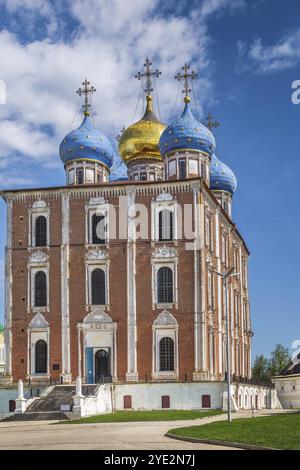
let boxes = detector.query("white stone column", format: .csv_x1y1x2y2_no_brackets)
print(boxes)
61,192,71,383
77,327,82,379
4,198,12,380
126,189,138,381
15,380,27,414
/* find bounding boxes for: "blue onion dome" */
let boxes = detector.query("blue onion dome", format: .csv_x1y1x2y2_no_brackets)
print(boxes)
159,100,216,157
59,115,114,168
210,154,237,195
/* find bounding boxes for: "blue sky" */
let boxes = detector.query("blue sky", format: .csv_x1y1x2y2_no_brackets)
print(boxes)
0,0,299,361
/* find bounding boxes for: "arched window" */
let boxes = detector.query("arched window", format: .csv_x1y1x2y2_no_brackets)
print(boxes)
158,210,174,241
157,267,173,303
35,215,47,246
92,213,106,244
35,339,47,374
91,268,106,305
159,337,174,371
34,271,47,307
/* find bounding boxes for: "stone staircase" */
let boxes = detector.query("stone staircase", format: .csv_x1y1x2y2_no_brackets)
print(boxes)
8,384,98,421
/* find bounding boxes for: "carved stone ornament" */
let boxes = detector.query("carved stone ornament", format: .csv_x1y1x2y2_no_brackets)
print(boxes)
156,192,173,202
32,200,47,208
28,312,49,329
153,309,177,326
88,197,106,206
153,245,177,259
83,308,112,324
86,249,107,260
29,251,49,263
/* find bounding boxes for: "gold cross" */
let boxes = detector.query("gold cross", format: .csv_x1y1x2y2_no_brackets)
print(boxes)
76,79,96,116
175,63,198,103
204,113,220,131
135,57,162,97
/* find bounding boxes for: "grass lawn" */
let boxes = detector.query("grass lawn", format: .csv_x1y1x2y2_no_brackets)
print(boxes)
65,409,223,424
168,412,300,450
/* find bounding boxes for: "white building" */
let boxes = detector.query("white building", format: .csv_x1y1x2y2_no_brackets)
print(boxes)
272,354,300,409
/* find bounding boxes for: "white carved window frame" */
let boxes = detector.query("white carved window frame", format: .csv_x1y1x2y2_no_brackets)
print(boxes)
151,256,178,309
85,198,110,246
28,328,50,376
28,201,50,247
85,259,110,309
27,313,50,377
28,260,50,312
152,316,179,380
151,196,178,242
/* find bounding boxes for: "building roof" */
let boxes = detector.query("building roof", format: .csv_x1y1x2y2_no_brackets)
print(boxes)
278,354,300,376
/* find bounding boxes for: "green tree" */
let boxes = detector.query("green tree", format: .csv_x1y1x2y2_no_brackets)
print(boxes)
268,344,291,376
252,355,270,383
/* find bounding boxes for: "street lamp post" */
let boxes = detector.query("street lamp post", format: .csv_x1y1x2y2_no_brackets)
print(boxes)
213,266,239,423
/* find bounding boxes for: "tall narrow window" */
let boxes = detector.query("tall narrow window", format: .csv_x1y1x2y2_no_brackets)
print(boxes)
35,339,47,374
76,168,84,184
178,160,186,180
159,210,174,241
91,268,106,305
35,215,47,247
159,337,174,371
157,267,173,303
34,271,47,307
92,213,106,244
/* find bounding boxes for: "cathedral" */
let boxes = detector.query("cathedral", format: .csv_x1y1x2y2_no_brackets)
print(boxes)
1,60,266,412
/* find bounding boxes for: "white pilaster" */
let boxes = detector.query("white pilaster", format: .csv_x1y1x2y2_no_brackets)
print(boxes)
61,192,71,382
126,189,138,381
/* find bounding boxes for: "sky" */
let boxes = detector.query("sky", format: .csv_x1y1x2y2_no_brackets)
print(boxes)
0,0,299,361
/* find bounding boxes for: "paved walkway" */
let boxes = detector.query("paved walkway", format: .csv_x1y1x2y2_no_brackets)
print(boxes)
0,409,287,450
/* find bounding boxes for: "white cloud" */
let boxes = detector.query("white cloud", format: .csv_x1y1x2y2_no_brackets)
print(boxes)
0,0,250,186
237,29,300,74
199,0,246,18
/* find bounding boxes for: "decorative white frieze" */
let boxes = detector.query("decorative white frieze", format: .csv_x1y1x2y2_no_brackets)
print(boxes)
88,197,106,206
153,245,177,259
32,200,47,208
29,251,49,263
156,192,173,202
28,312,49,329
153,309,178,326
85,248,108,260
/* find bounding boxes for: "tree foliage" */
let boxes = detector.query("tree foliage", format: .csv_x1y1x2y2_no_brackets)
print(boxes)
252,344,291,383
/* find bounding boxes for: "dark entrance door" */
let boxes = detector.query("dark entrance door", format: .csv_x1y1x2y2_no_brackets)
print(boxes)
95,349,111,383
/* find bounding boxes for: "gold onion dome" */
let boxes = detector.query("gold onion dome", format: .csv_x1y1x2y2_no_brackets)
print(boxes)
119,96,166,164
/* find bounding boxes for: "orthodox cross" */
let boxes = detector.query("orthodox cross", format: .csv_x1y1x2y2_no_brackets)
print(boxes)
175,63,198,103
76,79,96,116
204,113,220,131
115,126,126,142
135,57,162,97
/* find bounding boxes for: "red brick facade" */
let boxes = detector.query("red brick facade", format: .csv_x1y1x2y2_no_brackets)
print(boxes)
1,179,252,384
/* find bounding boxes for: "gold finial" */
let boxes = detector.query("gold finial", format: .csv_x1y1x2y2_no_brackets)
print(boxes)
76,78,96,116
135,57,162,99
204,113,220,131
175,63,198,102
